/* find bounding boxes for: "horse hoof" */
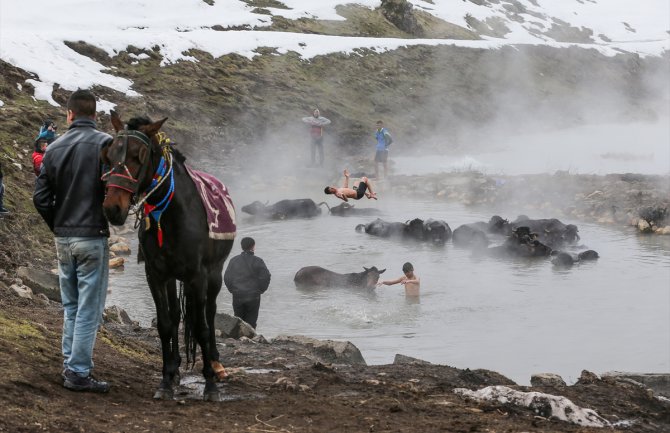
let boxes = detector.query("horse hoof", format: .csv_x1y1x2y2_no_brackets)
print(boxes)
203,390,221,402
153,388,174,400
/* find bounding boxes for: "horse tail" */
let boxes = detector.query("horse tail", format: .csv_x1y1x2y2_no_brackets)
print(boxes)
317,201,330,211
179,281,198,367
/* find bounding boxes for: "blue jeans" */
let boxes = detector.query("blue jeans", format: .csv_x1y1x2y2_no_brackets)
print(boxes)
55,237,109,376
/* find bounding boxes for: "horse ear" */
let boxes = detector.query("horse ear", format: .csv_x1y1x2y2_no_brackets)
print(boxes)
363,266,369,272
144,117,168,137
379,269,386,274
110,110,123,132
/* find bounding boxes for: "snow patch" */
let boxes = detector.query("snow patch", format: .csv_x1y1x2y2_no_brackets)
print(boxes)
96,99,117,114
0,100,4,107
454,385,611,428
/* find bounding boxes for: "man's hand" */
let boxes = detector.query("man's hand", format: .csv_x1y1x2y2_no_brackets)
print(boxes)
343,169,350,178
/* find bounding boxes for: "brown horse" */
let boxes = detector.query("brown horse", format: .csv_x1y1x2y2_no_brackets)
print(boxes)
101,111,234,401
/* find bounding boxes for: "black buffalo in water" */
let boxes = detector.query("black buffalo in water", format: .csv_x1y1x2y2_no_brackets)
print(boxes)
511,216,579,248
488,226,553,258
323,202,381,217
356,218,408,238
294,266,386,289
241,199,322,220
452,215,512,249
551,249,600,267
355,218,451,244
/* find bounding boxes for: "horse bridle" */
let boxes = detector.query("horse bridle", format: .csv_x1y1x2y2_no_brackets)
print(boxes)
102,127,154,196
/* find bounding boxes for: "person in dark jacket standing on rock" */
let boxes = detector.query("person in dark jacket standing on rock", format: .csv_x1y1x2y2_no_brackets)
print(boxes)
224,237,271,329
33,89,113,393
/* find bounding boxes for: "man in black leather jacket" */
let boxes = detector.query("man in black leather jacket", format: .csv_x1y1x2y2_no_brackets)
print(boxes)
33,89,113,393
224,237,271,329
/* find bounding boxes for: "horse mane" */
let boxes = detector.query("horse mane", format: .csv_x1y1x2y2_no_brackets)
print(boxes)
126,116,187,164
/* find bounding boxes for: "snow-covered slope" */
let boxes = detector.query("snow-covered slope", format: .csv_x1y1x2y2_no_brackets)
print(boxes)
0,0,667,107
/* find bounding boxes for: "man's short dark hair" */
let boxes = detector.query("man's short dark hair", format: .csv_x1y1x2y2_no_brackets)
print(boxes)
376,120,383,125
402,262,413,273
241,237,255,252
67,89,97,117
324,186,333,195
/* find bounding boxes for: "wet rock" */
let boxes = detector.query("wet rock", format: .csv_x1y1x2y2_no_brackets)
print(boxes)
602,372,670,398
110,242,131,255
655,226,670,235
103,306,133,325
551,252,574,267
17,266,60,302
637,219,652,233
530,373,567,387
577,370,600,385
393,354,432,365
274,335,366,366
108,235,127,246
577,250,599,261
214,312,256,339
109,257,125,269
10,283,33,299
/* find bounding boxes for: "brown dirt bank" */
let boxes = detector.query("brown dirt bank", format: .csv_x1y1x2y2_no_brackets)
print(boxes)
0,282,668,433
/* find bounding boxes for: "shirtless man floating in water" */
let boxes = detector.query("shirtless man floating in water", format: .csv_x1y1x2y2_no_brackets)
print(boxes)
324,169,377,202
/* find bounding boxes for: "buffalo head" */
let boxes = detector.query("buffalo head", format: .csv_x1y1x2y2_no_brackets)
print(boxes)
362,266,386,288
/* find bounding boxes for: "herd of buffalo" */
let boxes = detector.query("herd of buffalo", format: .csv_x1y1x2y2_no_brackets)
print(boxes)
241,198,599,289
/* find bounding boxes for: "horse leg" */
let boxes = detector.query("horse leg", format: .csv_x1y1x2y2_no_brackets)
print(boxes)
166,278,181,388
148,273,177,400
207,271,226,381
187,275,219,402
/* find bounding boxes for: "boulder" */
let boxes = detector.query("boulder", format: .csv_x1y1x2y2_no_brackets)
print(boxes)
393,354,432,365
110,242,131,255
214,312,256,339
577,370,600,385
637,219,652,233
10,284,33,299
103,306,133,325
380,0,424,37
602,372,670,397
109,257,125,269
530,373,567,387
17,266,60,302
273,335,366,366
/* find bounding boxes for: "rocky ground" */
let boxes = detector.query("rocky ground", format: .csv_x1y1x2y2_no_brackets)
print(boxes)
1,278,669,433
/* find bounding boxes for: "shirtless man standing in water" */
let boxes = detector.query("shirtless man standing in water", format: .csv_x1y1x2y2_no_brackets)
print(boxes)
377,262,420,297
324,169,377,202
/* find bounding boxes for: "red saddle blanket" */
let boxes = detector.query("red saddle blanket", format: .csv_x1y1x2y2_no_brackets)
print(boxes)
185,166,236,240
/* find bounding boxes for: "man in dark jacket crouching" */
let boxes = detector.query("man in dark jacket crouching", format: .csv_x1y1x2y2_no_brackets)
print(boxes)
223,237,271,329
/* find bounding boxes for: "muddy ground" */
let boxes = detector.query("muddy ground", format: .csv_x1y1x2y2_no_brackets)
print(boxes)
0,279,668,433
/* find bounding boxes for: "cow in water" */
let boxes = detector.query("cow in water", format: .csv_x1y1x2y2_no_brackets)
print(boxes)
322,202,381,217
294,266,386,289
452,215,511,249
355,218,407,238
356,218,451,244
241,198,321,220
511,216,579,248
551,249,600,267
488,226,553,258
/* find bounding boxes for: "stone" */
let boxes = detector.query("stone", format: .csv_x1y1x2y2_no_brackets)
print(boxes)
110,242,131,255
273,335,366,366
530,373,567,387
655,226,670,235
602,372,670,398
35,293,50,305
637,219,652,233
577,370,600,385
393,354,432,365
109,257,125,269
17,266,60,302
108,235,127,245
214,312,256,339
103,305,133,325
10,284,33,299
